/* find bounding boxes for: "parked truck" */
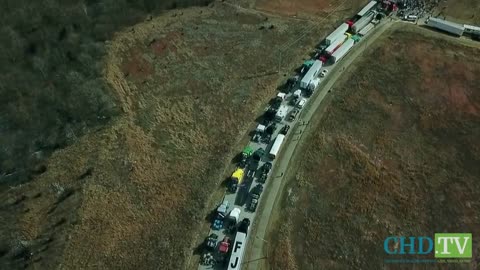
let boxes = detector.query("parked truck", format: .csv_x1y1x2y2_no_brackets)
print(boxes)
300,60,322,89
351,11,375,33
331,38,354,63
212,198,229,230
248,184,264,212
325,23,349,45
426,17,465,36
325,34,347,55
239,146,253,168
228,168,245,192
226,207,241,233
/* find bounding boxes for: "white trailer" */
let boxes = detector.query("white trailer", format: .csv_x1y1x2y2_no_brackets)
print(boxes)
325,23,349,45
269,134,285,159
325,34,347,55
427,17,464,36
358,22,375,36
357,1,377,17
227,232,247,270
331,38,354,63
274,105,289,122
300,60,322,89
352,11,375,33
464,24,480,35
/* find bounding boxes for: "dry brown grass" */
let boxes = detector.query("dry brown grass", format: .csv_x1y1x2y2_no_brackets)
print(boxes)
435,0,480,25
255,0,368,17
269,25,480,270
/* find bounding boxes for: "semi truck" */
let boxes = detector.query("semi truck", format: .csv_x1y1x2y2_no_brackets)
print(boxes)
227,231,247,270
426,17,465,36
357,1,377,17
331,38,354,63
212,198,229,230
325,34,347,55
351,11,375,33
248,184,264,212
300,60,322,89
274,105,289,122
228,168,245,192
269,134,285,159
325,23,349,45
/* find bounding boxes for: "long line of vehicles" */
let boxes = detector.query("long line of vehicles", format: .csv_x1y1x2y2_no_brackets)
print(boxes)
199,1,389,269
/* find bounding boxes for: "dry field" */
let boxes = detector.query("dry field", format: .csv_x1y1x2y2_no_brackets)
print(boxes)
254,0,367,17
268,25,480,270
435,0,480,25
0,2,363,269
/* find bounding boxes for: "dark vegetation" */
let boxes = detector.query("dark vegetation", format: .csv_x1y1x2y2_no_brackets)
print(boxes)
0,0,212,188
1,1,213,269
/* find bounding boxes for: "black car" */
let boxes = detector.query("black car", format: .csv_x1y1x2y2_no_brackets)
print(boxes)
251,184,263,196
258,173,267,184
262,162,272,174
280,125,290,135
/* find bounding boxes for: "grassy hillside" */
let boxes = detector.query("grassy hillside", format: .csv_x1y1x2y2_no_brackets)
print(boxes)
0,1,213,269
0,0,211,188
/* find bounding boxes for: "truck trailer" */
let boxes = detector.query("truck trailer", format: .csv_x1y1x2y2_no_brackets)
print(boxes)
325,34,347,55
269,134,285,159
427,17,465,36
331,38,354,63
300,60,322,89
351,11,375,33
357,1,377,17
358,22,375,36
325,23,349,45
227,232,247,270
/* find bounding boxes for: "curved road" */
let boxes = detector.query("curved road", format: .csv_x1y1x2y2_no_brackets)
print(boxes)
244,19,397,270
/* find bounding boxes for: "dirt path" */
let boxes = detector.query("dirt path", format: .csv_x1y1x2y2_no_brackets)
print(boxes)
243,19,397,270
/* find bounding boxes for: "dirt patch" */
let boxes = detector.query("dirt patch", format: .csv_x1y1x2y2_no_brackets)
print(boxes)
121,50,154,80
269,25,480,269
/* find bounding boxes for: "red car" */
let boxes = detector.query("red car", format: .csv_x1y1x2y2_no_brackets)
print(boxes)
219,237,231,254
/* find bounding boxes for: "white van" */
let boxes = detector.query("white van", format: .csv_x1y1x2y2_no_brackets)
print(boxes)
404,15,417,22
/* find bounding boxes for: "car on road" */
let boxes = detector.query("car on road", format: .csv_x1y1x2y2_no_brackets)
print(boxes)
280,124,290,135
289,109,299,121
219,236,231,254
296,98,306,109
262,162,272,174
320,69,328,77
205,233,218,251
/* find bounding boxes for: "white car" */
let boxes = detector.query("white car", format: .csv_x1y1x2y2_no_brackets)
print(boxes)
320,69,329,77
